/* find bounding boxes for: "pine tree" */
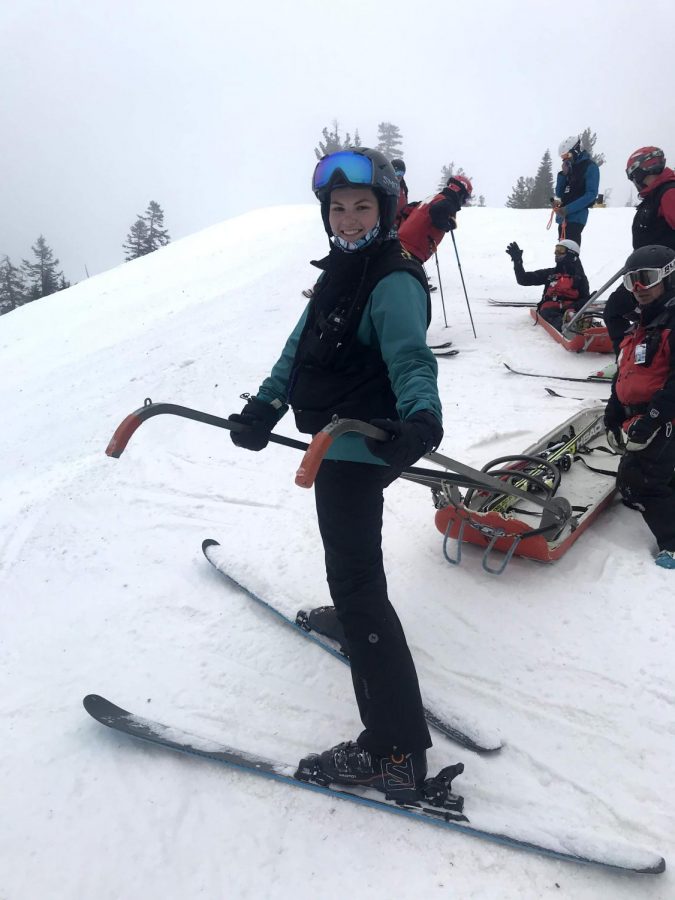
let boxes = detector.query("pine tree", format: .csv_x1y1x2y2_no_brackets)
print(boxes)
528,150,555,208
477,195,486,207
580,127,605,166
123,218,149,261
21,236,64,300
142,201,170,253
345,129,362,148
0,256,26,314
314,121,361,158
375,123,403,160
506,176,535,209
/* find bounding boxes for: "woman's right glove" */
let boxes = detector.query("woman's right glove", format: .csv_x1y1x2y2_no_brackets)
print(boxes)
505,242,523,264
229,397,279,451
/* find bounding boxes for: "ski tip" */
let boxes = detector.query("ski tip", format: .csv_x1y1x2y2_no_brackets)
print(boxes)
202,539,221,555
645,857,666,875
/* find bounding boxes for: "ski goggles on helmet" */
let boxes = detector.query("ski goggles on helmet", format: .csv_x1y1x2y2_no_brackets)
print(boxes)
623,267,665,291
312,151,375,197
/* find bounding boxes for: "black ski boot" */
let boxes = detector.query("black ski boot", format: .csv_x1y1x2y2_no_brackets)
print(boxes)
296,741,427,802
296,606,349,655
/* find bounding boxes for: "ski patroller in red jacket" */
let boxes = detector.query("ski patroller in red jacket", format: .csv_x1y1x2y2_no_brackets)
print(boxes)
511,257,590,314
614,296,675,429
632,167,675,250
397,186,464,263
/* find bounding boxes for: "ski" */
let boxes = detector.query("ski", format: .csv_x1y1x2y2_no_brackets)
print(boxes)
83,694,666,876
503,362,613,384
544,387,610,402
428,341,453,349
545,387,589,401
202,539,501,754
433,348,460,358
488,299,538,307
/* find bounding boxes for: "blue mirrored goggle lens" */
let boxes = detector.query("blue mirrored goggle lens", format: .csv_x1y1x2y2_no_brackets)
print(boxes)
312,152,374,193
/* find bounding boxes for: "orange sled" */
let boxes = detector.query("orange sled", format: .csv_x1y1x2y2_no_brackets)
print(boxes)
529,308,613,353
434,406,619,572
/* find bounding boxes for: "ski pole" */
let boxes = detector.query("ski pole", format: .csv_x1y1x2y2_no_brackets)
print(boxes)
450,231,477,339
433,251,448,328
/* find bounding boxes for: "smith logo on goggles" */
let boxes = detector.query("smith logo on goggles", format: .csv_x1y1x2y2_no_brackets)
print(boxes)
623,258,675,291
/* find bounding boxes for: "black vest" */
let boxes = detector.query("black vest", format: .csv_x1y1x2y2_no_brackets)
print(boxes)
561,158,594,206
288,240,431,434
632,180,675,250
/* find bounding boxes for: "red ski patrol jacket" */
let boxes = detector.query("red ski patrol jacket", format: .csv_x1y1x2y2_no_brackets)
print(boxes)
398,187,463,263
615,299,675,428
540,274,580,313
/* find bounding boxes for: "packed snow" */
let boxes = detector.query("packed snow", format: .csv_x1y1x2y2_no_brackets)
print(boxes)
1,205,673,899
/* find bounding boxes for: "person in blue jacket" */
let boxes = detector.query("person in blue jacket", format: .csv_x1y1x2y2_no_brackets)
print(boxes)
228,148,443,797
552,135,600,245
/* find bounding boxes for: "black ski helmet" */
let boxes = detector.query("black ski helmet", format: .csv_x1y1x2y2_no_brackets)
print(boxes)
624,244,675,292
312,147,400,237
390,158,406,175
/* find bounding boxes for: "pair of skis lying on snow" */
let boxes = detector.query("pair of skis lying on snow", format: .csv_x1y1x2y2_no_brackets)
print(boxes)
94,404,666,874
84,539,666,874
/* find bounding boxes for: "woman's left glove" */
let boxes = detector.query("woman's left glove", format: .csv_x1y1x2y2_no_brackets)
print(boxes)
229,398,279,451
366,411,443,470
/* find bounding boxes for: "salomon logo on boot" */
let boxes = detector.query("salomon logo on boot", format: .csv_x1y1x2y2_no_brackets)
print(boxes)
308,741,427,801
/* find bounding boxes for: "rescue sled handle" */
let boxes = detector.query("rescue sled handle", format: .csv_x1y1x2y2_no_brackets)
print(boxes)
105,400,309,458
294,417,571,522
561,265,625,339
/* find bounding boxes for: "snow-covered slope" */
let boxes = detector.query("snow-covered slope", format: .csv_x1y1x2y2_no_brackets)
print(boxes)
1,206,673,899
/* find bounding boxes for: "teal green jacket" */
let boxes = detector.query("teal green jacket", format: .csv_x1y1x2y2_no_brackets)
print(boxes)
255,270,442,464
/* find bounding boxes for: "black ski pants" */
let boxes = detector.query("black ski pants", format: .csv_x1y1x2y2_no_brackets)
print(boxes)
617,423,675,551
558,221,585,245
314,459,431,757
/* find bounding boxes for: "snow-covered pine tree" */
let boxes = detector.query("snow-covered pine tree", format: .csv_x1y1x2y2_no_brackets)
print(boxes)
375,122,403,160
0,256,26,313
142,201,170,254
506,176,535,209
528,150,555,208
21,236,65,300
123,218,149,261
314,121,362,159
580,127,605,166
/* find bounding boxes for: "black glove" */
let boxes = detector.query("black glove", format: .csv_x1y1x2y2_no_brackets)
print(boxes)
603,397,624,445
506,242,523,264
229,397,279,451
366,411,443,470
625,414,661,451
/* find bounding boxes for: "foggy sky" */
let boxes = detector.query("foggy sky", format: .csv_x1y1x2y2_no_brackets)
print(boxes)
2,0,675,282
